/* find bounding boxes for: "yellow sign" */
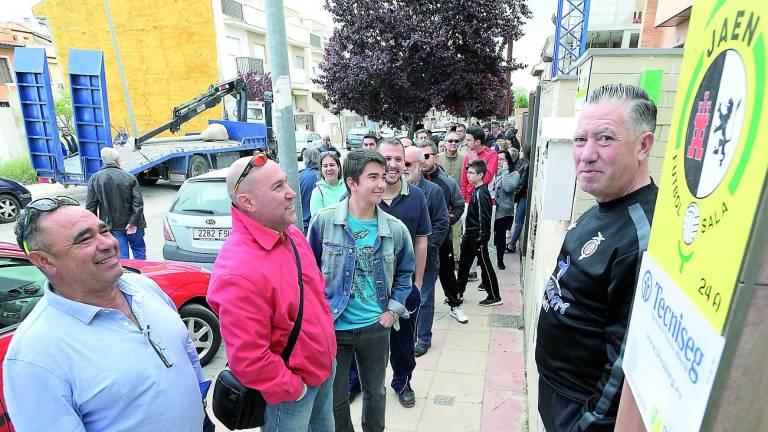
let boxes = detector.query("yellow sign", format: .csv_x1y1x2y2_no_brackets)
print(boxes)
648,0,767,332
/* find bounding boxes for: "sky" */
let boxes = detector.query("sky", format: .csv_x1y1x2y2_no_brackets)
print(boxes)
1,0,554,92
510,0,558,92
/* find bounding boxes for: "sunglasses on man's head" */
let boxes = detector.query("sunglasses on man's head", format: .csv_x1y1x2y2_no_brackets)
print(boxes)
20,196,80,254
232,152,268,193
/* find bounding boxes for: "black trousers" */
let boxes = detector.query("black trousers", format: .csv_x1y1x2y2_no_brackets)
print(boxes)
438,232,462,307
456,235,500,301
538,377,615,432
493,215,514,263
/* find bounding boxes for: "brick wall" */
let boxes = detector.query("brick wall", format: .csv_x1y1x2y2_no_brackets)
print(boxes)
33,0,221,137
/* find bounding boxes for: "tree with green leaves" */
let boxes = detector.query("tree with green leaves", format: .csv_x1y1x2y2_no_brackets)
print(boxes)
54,90,73,130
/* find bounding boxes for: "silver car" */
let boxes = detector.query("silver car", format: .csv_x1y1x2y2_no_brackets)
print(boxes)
163,169,231,268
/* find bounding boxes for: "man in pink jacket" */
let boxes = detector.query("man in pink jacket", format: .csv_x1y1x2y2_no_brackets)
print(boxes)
207,155,337,431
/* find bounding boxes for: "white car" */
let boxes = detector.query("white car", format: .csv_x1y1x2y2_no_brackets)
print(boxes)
163,169,230,269
295,131,323,160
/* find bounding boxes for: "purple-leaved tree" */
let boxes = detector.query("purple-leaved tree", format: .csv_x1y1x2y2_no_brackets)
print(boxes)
316,0,531,132
242,71,273,101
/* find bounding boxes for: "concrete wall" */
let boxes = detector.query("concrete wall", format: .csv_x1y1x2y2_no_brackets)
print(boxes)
33,0,221,137
523,48,683,432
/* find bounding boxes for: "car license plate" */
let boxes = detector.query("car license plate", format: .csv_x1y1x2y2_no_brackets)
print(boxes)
193,228,231,241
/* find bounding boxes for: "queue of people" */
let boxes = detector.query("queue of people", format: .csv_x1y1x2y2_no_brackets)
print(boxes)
3,83,659,432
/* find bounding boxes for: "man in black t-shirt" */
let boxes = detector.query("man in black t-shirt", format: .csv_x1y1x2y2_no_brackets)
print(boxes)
536,84,659,432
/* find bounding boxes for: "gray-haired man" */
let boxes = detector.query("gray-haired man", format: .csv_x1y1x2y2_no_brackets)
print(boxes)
86,147,146,259
536,84,659,431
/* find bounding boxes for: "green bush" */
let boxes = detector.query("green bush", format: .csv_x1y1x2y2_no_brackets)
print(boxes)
0,158,38,184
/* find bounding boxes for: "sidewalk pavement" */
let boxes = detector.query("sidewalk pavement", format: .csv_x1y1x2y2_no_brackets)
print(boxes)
204,252,527,432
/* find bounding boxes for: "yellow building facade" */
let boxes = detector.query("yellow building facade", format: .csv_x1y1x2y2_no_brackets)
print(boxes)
33,0,221,137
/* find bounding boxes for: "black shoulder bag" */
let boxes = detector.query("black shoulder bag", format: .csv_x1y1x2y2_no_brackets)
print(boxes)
212,236,305,430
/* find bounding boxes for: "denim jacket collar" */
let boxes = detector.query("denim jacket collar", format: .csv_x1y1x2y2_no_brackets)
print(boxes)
331,198,394,238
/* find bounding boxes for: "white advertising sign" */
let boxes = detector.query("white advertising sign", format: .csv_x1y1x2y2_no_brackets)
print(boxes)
623,252,725,432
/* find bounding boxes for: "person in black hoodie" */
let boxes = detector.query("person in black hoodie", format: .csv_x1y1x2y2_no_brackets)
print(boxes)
455,159,501,306
535,84,659,431
507,143,529,253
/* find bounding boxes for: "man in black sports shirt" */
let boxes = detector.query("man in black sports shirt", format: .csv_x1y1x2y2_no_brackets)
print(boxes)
536,84,659,431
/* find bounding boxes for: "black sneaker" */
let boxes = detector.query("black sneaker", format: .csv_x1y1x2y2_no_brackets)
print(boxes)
478,283,487,291
398,384,416,408
479,297,503,306
468,271,478,281
498,261,506,270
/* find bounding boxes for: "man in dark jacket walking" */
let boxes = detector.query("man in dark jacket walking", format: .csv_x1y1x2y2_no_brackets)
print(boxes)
85,147,147,259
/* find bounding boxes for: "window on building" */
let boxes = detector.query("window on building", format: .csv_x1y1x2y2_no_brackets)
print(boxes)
312,60,321,78
629,33,640,48
253,43,266,61
295,55,305,70
0,58,13,84
310,33,322,49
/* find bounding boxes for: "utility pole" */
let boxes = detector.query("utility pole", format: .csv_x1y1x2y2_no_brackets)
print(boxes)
265,0,302,227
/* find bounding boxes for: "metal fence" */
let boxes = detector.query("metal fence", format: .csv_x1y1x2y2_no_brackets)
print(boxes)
221,0,243,20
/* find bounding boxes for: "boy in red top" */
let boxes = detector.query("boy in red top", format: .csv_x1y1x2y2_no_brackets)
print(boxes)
207,156,337,432
460,125,499,203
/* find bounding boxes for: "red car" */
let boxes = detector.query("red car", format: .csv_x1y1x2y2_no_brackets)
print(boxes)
0,242,221,431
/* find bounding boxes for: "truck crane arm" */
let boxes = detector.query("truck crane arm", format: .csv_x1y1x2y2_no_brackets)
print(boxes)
134,77,247,150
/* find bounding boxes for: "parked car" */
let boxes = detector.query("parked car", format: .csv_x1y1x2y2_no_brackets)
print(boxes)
295,131,323,160
345,127,371,150
163,169,230,268
0,242,221,430
0,178,32,224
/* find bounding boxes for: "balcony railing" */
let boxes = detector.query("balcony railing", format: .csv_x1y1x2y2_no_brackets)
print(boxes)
222,0,244,21
236,57,264,75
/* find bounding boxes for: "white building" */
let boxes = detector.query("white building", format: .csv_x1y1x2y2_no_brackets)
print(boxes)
213,0,342,138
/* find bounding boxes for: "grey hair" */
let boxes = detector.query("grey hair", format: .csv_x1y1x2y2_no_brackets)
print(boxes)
15,209,50,253
101,146,120,164
587,83,657,135
418,140,438,154
303,148,322,167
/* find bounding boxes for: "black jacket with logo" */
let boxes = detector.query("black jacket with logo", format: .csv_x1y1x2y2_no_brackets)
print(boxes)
535,182,658,422
464,183,493,245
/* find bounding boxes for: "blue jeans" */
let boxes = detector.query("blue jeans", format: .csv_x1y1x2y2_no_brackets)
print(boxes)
263,362,336,432
416,248,440,348
112,228,147,260
335,323,390,432
348,286,421,396
509,198,527,248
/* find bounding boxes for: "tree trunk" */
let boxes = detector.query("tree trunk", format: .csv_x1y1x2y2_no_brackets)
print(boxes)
408,116,417,138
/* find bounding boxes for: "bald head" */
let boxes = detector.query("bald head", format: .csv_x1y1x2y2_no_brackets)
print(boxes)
227,157,254,202
226,156,298,232
404,146,424,162
403,146,424,184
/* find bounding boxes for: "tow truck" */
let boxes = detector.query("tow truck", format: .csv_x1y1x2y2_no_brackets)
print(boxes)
14,47,274,186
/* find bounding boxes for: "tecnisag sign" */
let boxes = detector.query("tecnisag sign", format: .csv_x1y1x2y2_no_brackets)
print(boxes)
624,254,725,432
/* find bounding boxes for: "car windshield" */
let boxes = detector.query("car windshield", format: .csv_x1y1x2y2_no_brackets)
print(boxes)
295,132,308,142
349,128,369,135
0,257,46,330
171,180,230,216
